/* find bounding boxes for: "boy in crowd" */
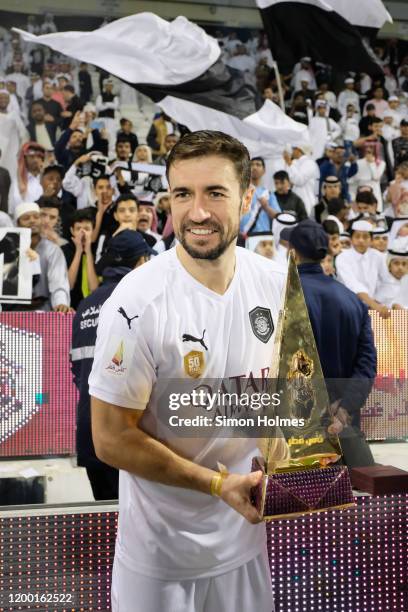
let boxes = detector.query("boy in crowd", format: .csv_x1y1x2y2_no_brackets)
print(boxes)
37,195,67,247
273,170,307,221
62,208,99,309
375,237,408,309
336,220,391,318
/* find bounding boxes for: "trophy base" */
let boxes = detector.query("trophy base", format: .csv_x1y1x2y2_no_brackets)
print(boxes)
251,456,355,521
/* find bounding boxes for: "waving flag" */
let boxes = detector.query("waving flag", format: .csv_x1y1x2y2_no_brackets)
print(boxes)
256,0,392,74
14,13,309,157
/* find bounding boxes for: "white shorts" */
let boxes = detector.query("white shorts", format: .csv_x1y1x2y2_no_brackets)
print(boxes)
111,548,275,612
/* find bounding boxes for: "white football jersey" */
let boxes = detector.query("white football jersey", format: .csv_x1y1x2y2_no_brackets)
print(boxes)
89,246,286,580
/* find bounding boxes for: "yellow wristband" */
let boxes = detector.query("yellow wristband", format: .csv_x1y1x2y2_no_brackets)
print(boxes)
210,463,229,497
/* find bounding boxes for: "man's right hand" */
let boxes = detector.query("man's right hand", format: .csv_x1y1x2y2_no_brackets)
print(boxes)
220,471,263,524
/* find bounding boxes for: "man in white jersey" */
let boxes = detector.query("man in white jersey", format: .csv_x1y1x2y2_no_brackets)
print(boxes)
89,131,286,612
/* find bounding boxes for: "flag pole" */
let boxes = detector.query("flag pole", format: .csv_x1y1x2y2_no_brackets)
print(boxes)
272,60,285,112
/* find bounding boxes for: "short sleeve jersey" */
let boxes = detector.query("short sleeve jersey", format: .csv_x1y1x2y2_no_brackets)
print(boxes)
89,246,286,580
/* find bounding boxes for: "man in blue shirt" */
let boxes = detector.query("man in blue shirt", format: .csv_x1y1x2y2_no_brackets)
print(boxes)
240,157,281,235
319,145,358,202
282,219,377,468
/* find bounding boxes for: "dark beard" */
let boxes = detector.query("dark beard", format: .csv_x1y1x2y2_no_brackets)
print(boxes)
177,220,238,260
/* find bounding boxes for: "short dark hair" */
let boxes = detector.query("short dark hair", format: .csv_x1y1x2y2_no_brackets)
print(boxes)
370,117,383,125
251,156,265,168
356,191,377,205
42,164,64,179
120,117,131,125
322,220,340,235
116,136,132,146
36,195,61,211
166,130,251,195
327,197,347,216
366,103,375,112
63,84,75,93
113,194,139,210
93,174,111,187
71,207,96,228
274,170,290,182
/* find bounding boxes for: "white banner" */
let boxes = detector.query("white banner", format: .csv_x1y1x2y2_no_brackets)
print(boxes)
0,228,34,304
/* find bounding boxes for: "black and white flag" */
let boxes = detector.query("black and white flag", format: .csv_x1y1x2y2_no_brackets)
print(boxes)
15,13,309,157
256,0,392,74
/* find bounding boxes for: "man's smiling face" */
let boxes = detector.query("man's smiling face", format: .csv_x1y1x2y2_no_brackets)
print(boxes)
169,155,252,260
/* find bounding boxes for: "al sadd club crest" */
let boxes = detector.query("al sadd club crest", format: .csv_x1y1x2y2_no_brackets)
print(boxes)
249,306,274,343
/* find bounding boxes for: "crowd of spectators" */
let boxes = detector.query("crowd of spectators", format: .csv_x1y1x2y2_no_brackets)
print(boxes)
1,17,408,317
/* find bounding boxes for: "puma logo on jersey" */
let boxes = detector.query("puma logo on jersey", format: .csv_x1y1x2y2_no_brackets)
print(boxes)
118,306,139,329
182,329,208,351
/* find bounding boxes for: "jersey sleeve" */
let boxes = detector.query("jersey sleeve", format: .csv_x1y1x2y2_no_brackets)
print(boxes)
88,295,156,410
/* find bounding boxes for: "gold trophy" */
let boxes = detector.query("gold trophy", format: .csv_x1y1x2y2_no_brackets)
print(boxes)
251,252,355,520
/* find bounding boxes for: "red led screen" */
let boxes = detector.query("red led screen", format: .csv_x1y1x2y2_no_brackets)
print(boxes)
0,313,77,457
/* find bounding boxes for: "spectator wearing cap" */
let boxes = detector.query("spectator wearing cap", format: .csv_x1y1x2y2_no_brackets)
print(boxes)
78,62,93,105
37,195,68,247
348,145,386,209
61,208,99,309
283,145,320,216
314,175,341,223
375,237,408,308
336,219,391,318
35,81,63,127
392,119,408,168
27,100,57,148
71,230,153,500
337,78,360,118
240,157,281,235
319,145,358,202
326,198,349,234
60,84,83,130
309,101,341,160
15,201,70,311
291,56,317,92
10,142,45,216
117,118,138,155
273,170,308,221
286,218,376,468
